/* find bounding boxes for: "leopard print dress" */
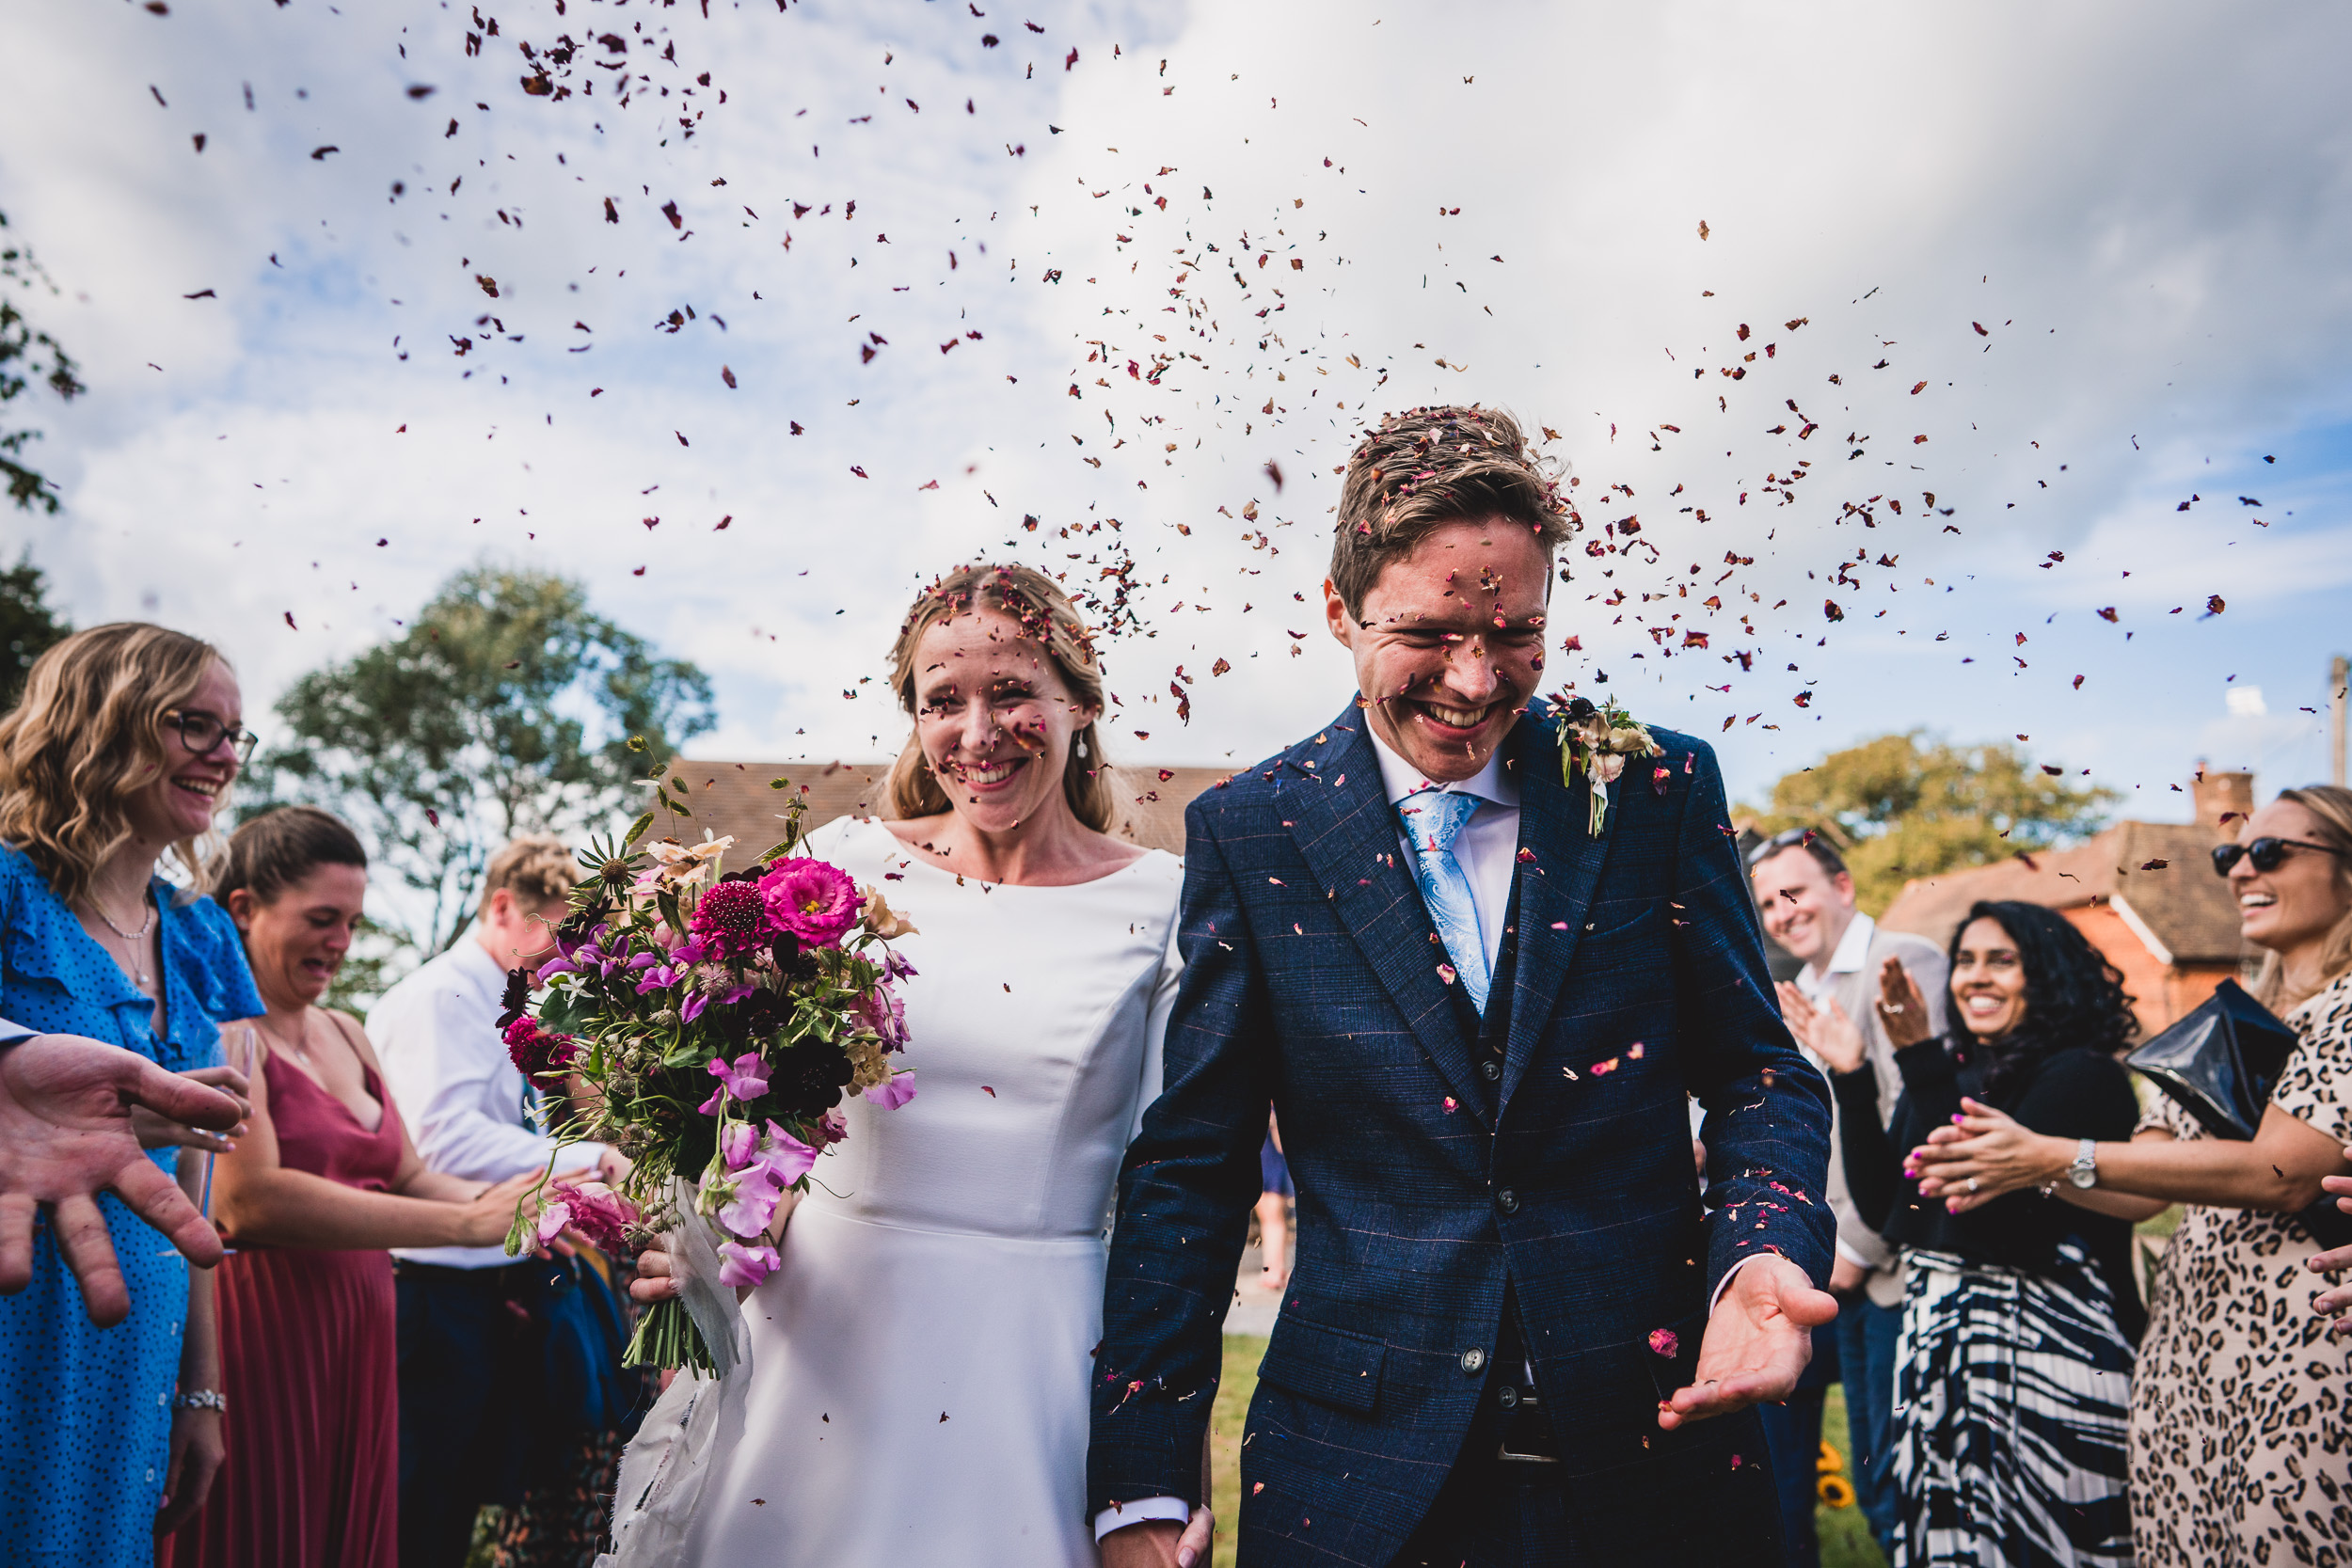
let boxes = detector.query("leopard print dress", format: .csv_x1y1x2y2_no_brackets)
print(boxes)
2128,971,2352,1566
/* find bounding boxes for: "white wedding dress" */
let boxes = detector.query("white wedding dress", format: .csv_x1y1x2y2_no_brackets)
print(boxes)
669,816,1184,1567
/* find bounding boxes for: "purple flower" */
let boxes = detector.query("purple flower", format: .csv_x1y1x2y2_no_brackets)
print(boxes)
716,1164,785,1235
697,1051,771,1113
689,878,776,958
719,1121,759,1170
758,858,861,947
754,1118,820,1186
864,1072,918,1110
858,986,909,1049
716,1239,781,1289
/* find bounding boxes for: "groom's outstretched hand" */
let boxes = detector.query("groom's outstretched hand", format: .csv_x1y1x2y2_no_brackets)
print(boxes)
1655,1253,1836,1432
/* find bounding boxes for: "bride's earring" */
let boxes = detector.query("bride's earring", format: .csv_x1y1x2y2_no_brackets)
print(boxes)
1075,735,1089,758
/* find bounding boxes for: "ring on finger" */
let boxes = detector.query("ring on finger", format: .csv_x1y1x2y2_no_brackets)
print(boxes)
1966,1177,1980,1194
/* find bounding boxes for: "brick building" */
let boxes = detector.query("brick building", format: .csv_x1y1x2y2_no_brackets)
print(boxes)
1877,768,2255,1037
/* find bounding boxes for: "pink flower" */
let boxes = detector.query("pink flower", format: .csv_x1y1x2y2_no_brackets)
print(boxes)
689,878,776,958
1647,1327,1679,1359
758,858,860,947
864,1072,918,1110
716,1239,781,1289
536,1180,636,1252
720,1121,759,1170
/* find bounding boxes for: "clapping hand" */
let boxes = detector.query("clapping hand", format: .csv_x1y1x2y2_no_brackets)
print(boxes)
1773,984,1867,1075
0,1034,249,1325
1907,1100,2063,1211
1656,1253,1837,1432
2306,1153,2352,1332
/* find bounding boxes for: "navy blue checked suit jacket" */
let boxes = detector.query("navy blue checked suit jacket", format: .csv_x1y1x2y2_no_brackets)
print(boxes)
1088,702,1835,1565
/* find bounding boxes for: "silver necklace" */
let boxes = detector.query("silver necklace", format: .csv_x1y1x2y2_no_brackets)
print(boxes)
87,890,157,988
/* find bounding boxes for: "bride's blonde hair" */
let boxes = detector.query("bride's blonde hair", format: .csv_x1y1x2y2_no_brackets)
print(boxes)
884,563,1117,832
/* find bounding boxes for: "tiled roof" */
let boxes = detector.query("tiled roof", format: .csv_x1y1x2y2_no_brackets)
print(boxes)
648,759,1232,859
1879,820,2248,966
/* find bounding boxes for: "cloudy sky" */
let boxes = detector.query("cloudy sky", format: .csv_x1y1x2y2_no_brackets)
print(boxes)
3,0,2346,821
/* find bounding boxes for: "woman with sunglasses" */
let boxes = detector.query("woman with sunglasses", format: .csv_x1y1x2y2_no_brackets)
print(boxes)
1908,785,2352,1565
0,625,268,1567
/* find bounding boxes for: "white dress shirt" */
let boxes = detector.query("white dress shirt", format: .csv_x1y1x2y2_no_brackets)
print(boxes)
1368,729,1521,979
369,935,602,1269
1794,911,1876,1272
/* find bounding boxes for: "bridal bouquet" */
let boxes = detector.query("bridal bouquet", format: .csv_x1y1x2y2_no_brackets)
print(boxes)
501,792,916,1373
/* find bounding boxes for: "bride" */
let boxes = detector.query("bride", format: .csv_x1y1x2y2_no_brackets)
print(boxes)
622,563,1215,1567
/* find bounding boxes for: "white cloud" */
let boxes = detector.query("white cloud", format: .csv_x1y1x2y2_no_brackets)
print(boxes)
3,0,2348,818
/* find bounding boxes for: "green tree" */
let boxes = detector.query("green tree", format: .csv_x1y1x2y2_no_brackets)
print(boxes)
253,565,716,972
1742,730,2119,911
1,213,87,515
0,549,70,708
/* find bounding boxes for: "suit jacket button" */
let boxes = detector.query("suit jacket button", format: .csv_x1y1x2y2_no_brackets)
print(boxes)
1460,1347,1486,1374
1496,1188,1520,1214
1480,1060,1502,1082
1498,1384,1520,1409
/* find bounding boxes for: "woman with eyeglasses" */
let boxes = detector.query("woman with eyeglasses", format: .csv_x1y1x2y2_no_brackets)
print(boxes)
1908,785,2352,1566
0,625,268,1567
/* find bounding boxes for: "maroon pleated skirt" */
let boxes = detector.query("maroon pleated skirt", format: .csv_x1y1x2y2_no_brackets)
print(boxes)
171,1243,398,1568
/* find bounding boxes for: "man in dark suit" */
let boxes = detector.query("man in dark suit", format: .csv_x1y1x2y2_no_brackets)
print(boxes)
1091,405,1836,1567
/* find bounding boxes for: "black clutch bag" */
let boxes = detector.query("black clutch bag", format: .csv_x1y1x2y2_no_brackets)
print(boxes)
2127,979,2296,1141
2126,979,2352,1248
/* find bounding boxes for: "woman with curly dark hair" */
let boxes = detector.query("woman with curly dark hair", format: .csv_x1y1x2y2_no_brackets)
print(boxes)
1782,899,2142,1566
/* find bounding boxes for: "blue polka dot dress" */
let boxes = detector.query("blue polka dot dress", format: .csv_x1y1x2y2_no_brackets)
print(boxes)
0,844,264,1568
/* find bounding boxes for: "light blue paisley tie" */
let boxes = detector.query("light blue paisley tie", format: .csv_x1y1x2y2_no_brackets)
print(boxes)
1396,786,1490,1013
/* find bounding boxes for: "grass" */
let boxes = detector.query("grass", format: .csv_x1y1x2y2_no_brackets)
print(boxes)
1208,1338,1888,1568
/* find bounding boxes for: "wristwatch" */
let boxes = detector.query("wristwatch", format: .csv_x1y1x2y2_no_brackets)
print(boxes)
2066,1137,2099,1190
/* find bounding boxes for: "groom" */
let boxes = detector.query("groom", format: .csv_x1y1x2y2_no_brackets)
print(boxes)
1091,406,1836,1566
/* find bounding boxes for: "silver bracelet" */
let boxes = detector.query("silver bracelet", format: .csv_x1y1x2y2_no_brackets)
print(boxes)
172,1389,228,1414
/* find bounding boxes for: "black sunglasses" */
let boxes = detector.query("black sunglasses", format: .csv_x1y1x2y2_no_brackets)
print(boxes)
1745,826,1820,868
163,709,260,767
2212,837,2346,877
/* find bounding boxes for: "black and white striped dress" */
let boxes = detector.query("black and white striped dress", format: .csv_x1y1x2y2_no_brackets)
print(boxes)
1895,1242,2136,1568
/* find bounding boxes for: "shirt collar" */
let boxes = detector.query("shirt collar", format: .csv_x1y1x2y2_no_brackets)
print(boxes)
1367,725,1520,812
1813,909,1876,981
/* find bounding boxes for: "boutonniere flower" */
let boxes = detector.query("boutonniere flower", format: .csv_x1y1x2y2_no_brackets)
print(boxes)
1549,693,1662,837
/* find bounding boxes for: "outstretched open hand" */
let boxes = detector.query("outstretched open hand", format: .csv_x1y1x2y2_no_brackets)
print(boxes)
0,1034,248,1325
1657,1252,1837,1431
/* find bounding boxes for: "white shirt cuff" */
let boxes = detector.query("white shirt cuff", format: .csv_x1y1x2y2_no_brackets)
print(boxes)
1092,1496,1192,1542
1834,1238,1873,1271
1708,1251,1777,1314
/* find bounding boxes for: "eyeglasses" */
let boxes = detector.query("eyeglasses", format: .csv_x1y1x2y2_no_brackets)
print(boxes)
2211,837,2347,877
162,709,260,767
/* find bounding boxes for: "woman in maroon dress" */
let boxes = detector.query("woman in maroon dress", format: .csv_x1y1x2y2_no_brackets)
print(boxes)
174,808,541,1568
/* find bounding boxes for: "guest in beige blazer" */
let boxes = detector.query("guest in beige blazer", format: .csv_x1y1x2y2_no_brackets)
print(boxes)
1751,830,1948,1564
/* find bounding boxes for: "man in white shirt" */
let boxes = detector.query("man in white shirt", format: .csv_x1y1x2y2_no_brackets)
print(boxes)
1750,830,1949,1564
370,835,616,1568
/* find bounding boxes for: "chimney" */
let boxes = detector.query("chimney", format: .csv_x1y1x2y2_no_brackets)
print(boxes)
2190,761,2255,838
